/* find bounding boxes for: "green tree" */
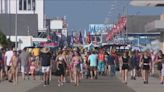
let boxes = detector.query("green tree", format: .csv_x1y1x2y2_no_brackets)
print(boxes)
0,30,14,48
0,31,7,46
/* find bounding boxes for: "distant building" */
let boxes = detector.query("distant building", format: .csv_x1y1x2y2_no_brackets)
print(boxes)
0,0,45,32
130,0,164,51
125,15,160,47
0,0,45,49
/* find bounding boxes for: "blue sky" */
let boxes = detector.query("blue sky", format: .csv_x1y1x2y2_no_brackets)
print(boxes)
45,0,164,30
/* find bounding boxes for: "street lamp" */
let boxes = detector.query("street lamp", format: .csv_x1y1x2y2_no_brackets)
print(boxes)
15,0,18,50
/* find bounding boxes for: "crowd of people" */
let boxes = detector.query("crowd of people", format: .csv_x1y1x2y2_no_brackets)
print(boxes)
0,46,164,87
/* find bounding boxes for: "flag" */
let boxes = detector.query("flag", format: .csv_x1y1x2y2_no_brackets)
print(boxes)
84,30,87,39
83,30,87,45
79,31,83,44
70,31,74,46
87,32,91,44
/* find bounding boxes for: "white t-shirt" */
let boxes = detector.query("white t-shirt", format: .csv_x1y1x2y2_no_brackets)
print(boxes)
5,50,13,66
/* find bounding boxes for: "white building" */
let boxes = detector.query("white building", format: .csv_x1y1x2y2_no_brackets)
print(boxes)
130,0,164,52
50,17,68,38
0,0,44,31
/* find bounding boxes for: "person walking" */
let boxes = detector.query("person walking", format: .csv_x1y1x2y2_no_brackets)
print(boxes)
130,51,140,80
155,50,164,85
156,50,163,80
150,51,156,76
88,50,98,79
120,51,130,84
67,50,74,82
9,49,19,85
32,47,40,73
55,51,67,87
19,48,30,80
71,51,82,86
141,51,151,84
40,47,51,86
4,48,13,80
98,50,105,76
106,52,116,76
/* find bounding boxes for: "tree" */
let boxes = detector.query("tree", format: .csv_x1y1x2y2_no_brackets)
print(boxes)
0,30,13,48
0,31,7,46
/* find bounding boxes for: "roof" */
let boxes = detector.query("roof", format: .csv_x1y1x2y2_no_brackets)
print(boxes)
130,0,164,7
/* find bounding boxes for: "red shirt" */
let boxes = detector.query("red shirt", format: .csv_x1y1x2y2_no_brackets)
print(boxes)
98,53,105,61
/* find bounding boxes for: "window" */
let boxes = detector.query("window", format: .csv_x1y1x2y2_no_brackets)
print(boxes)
23,0,27,10
32,0,35,11
19,0,22,10
27,0,31,10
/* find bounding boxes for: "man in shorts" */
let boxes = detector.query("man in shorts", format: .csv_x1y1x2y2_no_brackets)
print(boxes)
4,48,13,81
19,48,30,80
88,51,98,79
40,47,51,86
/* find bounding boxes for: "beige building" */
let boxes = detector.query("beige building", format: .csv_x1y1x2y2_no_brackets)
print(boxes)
130,0,164,52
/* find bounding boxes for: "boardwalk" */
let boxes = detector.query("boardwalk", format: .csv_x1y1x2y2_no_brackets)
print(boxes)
28,76,135,92
0,74,164,92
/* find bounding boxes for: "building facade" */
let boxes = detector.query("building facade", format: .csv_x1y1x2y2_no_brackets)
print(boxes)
0,0,44,31
130,0,164,52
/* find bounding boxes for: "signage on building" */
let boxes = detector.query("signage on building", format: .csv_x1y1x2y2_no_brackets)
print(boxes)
89,24,113,35
40,42,59,47
50,20,63,30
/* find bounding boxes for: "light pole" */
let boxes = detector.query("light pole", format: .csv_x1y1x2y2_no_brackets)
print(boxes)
15,0,18,50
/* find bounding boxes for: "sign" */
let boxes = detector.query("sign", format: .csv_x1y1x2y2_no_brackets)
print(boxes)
89,24,114,35
40,42,58,47
50,20,63,30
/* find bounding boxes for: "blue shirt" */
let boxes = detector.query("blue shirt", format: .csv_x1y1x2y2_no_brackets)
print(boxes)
88,54,98,67
107,55,115,65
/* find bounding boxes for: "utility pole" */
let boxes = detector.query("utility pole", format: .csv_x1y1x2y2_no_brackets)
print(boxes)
15,0,18,50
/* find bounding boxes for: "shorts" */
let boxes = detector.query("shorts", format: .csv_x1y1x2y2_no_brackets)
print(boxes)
122,64,129,70
21,66,25,73
42,66,50,73
90,66,97,70
55,69,65,76
142,65,150,70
